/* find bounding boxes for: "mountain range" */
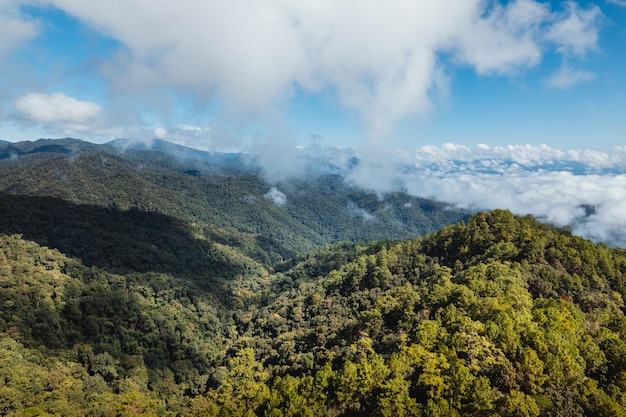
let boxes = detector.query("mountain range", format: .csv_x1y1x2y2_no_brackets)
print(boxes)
0,138,469,263
1,138,626,416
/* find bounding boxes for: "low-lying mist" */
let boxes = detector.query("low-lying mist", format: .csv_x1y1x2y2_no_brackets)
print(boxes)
344,143,626,247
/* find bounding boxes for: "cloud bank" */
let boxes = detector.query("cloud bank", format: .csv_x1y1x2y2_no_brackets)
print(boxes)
346,143,626,247
30,0,602,138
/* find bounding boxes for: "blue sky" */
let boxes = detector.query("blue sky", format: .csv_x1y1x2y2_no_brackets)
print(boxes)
0,0,625,151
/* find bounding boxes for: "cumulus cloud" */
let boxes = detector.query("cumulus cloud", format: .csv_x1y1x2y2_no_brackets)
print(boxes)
37,0,602,139
8,92,144,140
607,0,626,6
451,0,549,74
577,198,626,246
399,143,623,171
264,186,287,207
346,147,405,195
15,92,101,124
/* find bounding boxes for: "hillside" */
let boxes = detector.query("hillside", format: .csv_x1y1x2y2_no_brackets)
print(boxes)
0,138,469,262
2,208,626,415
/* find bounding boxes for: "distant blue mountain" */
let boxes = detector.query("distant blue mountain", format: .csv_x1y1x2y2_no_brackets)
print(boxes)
0,138,101,160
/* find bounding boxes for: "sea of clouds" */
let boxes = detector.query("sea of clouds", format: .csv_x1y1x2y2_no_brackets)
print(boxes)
343,143,626,247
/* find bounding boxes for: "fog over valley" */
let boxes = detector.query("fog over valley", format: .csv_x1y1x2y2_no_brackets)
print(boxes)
341,142,626,247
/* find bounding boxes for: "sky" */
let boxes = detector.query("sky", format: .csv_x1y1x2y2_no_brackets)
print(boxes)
0,0,624,150
1,0,626,245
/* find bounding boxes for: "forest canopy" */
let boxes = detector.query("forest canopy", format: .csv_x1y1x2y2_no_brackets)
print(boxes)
2,207,626,416
1,140,626,416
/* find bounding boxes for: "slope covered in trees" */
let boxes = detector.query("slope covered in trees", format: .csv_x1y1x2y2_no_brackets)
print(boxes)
0,139,468,262
2,208,626,416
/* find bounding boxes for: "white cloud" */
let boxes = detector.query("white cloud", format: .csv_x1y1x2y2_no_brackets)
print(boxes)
346,143,626,247
346,147,404,194
139,124,244,152
264,186,287,207
15,92,101,124
544,2,602,57
607,0,626,7
577,199,626,245
0,0,38,58
451,0,549,74
37,0,602,140
545,65,595,89
178,124,202,134
402,170,626,247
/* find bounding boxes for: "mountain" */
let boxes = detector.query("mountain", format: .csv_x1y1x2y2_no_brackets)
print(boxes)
107,138,353,177
0,138,469,263
1,209,626,415
0,137,102,154
4,138,626,416
107,137,254,174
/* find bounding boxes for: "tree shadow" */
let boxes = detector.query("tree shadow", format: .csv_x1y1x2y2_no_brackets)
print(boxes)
0,193,249,290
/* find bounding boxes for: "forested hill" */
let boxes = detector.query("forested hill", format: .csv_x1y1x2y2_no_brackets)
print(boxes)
0,138,468,262
2,208,626,416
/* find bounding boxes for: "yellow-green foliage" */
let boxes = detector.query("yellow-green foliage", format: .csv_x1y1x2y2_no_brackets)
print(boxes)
2,204,626,416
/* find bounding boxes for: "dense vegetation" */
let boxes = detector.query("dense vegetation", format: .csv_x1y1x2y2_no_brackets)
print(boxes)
2,206,626,415
0,139,468,261
2,139,626,416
